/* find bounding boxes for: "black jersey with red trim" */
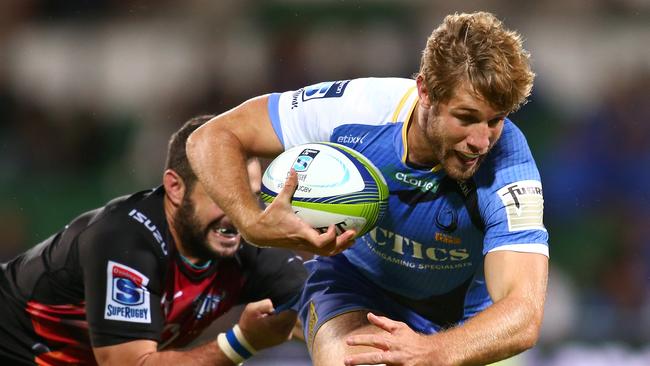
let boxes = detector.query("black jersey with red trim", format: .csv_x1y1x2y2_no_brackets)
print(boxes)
0,186,306,365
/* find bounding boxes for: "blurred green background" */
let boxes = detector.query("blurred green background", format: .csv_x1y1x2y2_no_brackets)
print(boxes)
1,1,649,364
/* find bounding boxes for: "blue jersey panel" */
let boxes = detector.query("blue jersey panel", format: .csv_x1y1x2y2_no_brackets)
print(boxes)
329,123,486,299
267,93,284,146
475,120,549,254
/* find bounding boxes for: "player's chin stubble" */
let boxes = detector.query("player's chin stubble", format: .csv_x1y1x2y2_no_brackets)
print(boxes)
174,195,221,261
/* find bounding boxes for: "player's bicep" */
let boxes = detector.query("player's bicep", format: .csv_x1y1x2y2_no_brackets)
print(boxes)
484,250,548,304
79,226,164,347
93,339,157,366
271,80,364,148
194,94,284,158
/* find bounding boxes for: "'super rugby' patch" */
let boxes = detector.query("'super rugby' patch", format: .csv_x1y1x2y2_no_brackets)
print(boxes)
302,80,350,101
104,261,151,323
497,180,545,232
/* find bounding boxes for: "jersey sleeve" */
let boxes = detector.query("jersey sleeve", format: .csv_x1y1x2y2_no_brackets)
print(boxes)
236,243,307,308
477,120,549,257
267,78,417,149
78,217,165,347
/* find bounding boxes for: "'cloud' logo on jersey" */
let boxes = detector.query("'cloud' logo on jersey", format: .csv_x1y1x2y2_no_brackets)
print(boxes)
105,261,151,323
497,180,545,232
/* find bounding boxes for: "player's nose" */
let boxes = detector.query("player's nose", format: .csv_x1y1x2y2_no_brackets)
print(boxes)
466,123,491,154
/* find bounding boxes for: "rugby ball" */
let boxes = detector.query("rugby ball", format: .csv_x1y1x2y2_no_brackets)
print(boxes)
261,142,388,237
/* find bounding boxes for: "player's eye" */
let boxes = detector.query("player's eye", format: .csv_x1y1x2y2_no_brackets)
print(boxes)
488,116,505,127
456,114,478,124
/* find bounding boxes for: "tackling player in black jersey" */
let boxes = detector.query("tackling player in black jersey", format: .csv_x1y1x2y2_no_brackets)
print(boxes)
0,115,307,365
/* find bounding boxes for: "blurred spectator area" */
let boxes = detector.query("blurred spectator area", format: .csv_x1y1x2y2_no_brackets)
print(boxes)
1,0,650,361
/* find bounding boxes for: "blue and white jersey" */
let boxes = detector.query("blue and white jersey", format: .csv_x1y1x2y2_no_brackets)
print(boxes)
268,78,548,316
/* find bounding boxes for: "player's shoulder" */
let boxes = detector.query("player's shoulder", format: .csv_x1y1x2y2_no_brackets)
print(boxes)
348,77,415,88
488,119,535,168
475,118,540,188
289,77,415,104
79,187,171,259
345,77,415,99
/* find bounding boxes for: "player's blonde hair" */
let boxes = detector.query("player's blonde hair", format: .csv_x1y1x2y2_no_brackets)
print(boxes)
419,11,534,113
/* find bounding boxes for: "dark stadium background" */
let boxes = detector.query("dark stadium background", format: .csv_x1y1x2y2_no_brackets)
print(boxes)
1,1,649,364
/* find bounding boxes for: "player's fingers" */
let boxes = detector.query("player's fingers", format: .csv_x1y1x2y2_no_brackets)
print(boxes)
344,351,391,366
346,334,390,350
276,168,299,204
246,298,274,314
367,313,401,333
300,224,355,256
303,224,335,247
335,230,356,250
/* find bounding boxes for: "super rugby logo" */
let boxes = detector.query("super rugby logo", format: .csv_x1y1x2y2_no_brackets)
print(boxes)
105,261,151,323
302,80,350,101
497,180,545,232
293,148,320,172
112,266,145,305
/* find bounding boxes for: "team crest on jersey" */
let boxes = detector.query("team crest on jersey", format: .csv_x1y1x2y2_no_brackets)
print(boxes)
302,80,350,101
105,261,151,323
194,290,224,320
497,180,545,232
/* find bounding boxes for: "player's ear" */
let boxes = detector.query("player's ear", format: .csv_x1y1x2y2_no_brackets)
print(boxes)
163,169,186,206
416,74,433,109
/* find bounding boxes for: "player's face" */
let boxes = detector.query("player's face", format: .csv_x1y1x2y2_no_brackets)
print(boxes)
175,160,262,259
422,82,506,180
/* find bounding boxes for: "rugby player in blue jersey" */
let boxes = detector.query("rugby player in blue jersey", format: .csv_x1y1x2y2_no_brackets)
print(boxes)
188,11,548,366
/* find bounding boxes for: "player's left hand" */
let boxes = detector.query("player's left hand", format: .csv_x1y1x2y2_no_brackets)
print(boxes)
238,299,297,351
344,313,437,366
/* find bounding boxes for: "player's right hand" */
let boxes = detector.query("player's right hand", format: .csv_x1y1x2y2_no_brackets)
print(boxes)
242,169,356,256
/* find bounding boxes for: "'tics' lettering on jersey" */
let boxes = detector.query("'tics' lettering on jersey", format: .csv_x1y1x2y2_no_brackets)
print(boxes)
366,227,471,264
105,261,151,324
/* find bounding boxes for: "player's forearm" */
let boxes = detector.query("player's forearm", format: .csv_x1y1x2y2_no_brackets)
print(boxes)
431,295,543,365
95,339,238,366
136,340,237,366
186,120,262,232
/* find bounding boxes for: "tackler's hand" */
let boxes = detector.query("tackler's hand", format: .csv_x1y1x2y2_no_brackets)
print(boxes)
238,299,297,351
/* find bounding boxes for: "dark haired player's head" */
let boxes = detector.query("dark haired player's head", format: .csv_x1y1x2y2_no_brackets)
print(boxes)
165,114,214,195
164,115,260,261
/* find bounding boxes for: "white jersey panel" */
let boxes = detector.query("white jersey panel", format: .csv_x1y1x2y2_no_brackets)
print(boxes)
270,78,417,149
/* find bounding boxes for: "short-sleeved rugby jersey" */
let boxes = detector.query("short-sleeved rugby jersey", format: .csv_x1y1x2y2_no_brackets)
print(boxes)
268,78,548,311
